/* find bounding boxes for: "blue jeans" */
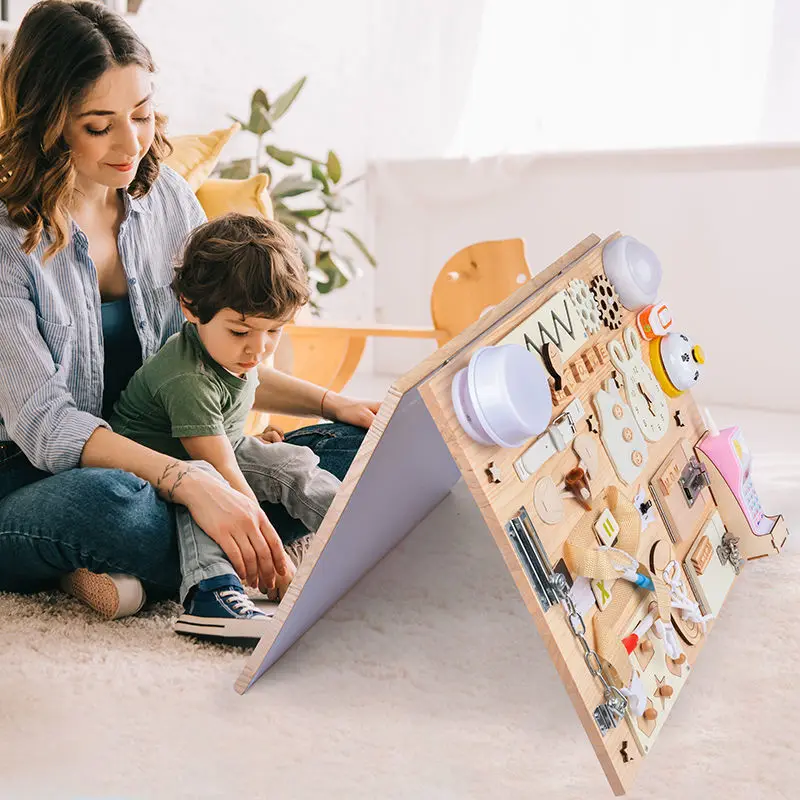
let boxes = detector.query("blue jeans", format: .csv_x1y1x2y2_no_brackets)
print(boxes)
0,423,366,601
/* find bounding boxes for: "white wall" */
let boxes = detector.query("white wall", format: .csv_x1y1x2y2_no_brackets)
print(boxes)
369,146,800,413
129,0,485,325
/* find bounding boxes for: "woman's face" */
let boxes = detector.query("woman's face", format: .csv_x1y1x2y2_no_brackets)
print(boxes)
63,64,156,192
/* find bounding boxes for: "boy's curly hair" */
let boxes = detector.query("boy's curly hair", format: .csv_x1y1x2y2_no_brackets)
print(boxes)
173,212,310,324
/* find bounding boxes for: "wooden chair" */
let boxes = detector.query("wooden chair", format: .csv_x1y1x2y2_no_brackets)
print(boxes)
268,238,532,432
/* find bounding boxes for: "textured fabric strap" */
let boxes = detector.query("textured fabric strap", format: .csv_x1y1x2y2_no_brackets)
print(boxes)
562,487,671,686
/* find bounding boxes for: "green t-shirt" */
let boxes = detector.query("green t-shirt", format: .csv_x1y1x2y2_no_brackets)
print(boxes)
109,321,258,460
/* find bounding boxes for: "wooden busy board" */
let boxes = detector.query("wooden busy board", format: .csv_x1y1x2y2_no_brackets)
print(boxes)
236,233,788,795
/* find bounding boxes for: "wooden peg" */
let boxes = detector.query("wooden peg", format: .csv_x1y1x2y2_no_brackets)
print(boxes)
643,707,658,721
640,640,653,653
657,684,674,698
671,654,687,666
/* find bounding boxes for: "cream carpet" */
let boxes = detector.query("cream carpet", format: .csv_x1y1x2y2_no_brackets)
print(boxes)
1,406,798,800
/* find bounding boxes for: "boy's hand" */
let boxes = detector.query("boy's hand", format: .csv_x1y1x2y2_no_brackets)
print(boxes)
324,393,381,429
257,424,285,444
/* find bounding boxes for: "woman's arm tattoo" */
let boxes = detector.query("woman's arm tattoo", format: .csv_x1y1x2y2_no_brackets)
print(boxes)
156,461,196,502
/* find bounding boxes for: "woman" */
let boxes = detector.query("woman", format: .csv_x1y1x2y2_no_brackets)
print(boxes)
0,0,377,624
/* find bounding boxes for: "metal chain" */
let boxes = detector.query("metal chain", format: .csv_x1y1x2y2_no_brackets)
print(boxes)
550,573,628,722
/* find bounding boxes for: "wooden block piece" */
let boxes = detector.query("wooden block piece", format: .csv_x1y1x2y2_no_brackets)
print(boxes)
594,507,620,546
659,459,681,494
582,348,599,374
593,341,610,365
570,358,590,384
690,535,713,575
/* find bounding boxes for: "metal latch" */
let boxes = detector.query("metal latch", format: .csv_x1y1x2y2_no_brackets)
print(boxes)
594,694,627,735
679,456,709,507
505,508,559,612
717,532,743,574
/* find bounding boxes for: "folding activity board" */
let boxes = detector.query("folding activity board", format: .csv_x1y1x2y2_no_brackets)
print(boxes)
235,233,789,796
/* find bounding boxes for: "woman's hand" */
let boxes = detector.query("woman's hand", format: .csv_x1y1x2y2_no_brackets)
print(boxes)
257,424,285,444
324,392,381,429
174,466,290,591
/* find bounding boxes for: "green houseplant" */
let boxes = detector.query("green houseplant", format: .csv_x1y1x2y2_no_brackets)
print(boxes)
218,78,376,304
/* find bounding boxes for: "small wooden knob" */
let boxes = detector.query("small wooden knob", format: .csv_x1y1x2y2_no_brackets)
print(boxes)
640,640,653,653
671,654,687,666
658,685,674,698
643,707,658,721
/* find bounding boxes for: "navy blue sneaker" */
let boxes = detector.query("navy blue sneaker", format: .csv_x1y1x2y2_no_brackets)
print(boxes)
174,575,275,642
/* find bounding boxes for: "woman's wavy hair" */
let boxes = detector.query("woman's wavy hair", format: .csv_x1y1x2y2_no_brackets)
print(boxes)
0,0,171,260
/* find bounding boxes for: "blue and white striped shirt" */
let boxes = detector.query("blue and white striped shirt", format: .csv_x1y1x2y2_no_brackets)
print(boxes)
0,164,206,473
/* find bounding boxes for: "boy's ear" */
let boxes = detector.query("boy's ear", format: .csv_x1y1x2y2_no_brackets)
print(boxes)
179,296,200,324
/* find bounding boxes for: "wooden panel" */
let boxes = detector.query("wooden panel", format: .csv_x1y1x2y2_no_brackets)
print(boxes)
416,233,725,795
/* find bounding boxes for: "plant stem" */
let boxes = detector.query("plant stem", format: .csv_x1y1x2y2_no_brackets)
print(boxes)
254,133,262,175
315,210,333,260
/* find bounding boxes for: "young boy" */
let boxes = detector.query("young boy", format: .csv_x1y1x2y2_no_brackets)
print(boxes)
110,212,341,641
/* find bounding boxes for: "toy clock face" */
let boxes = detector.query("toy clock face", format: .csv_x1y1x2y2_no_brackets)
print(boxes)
609,326,670,443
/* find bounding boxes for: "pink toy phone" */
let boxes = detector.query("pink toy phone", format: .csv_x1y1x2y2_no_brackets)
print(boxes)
696,423,775,536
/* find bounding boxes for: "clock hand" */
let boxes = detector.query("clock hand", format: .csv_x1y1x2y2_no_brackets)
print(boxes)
638,381,655,416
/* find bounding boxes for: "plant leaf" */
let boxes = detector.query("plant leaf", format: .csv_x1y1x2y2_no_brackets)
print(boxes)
326,150,342,184
217,158,252,180
271,77,307,122
305,222,334,242
311,162,330,194
295,236,316,270
265,145,296,166
342,228,377,267
227,113,248,129
292,207,325,219
248,89,273,135
253,88,270,111
329,252,360,280
270,175,322,198
308,265,329,284
321,193,346,212
315,253,349,294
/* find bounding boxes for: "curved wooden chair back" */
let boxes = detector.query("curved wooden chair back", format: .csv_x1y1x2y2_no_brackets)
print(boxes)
430,238,531,344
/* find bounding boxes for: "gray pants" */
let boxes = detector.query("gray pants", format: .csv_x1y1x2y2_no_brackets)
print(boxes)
176,435,341,601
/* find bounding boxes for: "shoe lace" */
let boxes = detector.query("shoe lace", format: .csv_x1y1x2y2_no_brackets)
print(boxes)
218,588,261,614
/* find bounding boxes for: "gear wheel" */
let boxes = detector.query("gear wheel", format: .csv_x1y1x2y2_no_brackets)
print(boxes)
568,279,601,334
590,274,622,330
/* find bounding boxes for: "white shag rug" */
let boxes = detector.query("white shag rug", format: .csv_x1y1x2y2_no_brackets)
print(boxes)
1,406,798,800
